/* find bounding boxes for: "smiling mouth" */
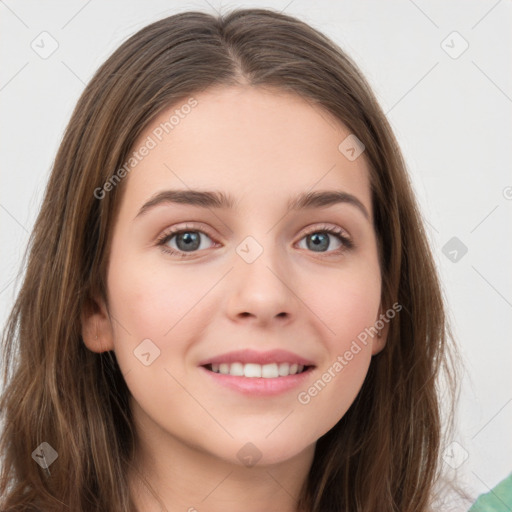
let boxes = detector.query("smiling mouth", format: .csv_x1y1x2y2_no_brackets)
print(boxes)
202,362,313,378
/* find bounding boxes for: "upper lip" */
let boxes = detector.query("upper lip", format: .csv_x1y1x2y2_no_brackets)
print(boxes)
198,349,316,367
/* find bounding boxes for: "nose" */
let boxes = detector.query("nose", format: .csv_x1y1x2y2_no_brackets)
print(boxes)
224,236,300,327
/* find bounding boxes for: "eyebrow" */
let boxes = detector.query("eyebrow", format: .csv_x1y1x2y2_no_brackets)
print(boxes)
135,189,370,220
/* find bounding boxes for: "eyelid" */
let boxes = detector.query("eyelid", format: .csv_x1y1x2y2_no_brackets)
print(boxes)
156,222,218,245
156,221,354,257
299,222,350,239
296,223,354,252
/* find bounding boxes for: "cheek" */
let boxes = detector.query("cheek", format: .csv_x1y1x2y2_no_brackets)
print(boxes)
304,261,381,348
105,252,217,382
296,345,372,444
107,252,208,338
292,263,379,432
105,256,211,419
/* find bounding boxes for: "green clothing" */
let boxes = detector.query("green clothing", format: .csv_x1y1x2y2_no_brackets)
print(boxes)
469,473,512,511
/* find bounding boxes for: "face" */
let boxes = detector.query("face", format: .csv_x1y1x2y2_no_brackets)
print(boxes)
84,85,386,467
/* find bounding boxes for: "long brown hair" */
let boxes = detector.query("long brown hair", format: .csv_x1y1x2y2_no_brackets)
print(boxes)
1,8,462,511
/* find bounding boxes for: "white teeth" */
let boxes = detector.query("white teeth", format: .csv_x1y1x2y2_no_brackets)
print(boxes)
278,362,290,376
230,362,244,376
244,363,261,378
208,362,307,377
261,363,278,378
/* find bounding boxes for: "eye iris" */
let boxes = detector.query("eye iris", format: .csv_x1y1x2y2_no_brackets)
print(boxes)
168,230,340,254
307,232,329,252
176,231,200,251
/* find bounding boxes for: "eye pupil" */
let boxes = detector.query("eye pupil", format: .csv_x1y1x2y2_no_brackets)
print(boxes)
177,232,200,251
162,227,347,258
308,232,329,251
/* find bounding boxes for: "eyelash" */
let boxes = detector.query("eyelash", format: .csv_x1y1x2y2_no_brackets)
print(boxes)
156,223,354,259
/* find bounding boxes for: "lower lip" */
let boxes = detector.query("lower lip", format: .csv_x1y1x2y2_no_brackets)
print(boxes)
198,365,315,396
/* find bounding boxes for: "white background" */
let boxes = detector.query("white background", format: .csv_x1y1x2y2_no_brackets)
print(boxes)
1,0,511,508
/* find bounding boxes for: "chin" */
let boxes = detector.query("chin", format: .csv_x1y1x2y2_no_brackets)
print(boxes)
220,435,309,468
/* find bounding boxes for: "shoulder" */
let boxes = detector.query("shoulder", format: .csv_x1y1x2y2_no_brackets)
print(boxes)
468,472,512,512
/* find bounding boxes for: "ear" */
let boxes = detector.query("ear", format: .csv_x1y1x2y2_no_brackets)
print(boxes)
371,305,389,356
81,294,115,353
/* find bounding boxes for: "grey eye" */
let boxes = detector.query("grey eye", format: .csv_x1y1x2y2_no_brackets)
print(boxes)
298,231,343,253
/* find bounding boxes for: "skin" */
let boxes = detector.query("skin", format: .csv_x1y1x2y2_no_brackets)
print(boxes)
82,84,387,512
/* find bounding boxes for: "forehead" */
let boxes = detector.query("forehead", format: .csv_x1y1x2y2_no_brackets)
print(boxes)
121,85,372,216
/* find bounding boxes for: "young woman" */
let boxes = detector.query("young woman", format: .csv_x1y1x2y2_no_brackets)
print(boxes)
0,8,462,512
